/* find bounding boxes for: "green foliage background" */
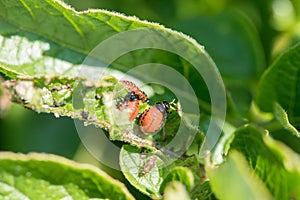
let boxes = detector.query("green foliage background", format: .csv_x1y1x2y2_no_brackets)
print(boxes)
0,0,300,199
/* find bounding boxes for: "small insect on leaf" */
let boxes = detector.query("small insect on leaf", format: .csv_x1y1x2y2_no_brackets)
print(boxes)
141,155,158,176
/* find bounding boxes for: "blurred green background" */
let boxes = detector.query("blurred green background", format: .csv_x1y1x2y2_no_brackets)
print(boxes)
1,0,300,163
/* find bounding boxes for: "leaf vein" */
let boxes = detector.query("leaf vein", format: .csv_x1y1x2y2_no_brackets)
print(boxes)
18,0,35,19
104,19,121,33
62,12,88,49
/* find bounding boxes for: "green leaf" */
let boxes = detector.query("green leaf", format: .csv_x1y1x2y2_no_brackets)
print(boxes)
230,125,300,199
119,145,205,199
0,0,226,118
163,181,191,200
206,150,273,200
159,166,194,193
119,145,164,199
273,102,300,136
255,43,300,126
270,128,300,155
166,156,209,199
198,114,236,164
0,152,134,200
263,135,300,198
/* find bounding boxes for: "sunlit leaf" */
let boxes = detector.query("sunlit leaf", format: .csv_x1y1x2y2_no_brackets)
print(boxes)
163,181,191,200
206,150,273,200
0,152,134,200
160,166,194,193
119,145,164,199
230,125,300,199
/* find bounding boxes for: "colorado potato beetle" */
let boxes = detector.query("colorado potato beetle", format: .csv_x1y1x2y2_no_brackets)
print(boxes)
120,80,149,103
139,101,169,134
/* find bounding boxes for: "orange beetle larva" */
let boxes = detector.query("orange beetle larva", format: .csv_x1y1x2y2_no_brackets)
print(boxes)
120,80,149,103
139,101,169,134
117,92,140,121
